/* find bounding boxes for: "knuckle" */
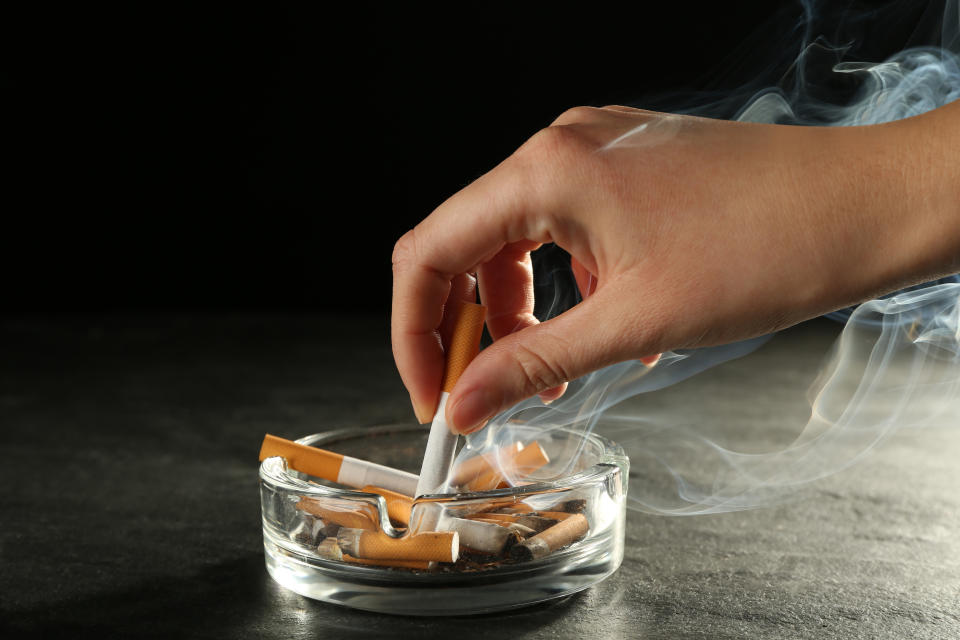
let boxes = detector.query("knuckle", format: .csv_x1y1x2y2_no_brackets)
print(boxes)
512,344,570,396
521,125,584,160
551,106,601,126
391,229,418,271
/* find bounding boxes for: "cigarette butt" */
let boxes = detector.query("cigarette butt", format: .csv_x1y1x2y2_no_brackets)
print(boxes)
439,516,517,555
533,511,574,521
344,555,431,570
466,512,558,532
296,496,379,531
362,485,413,525
290,515,326,546
510,514,589,561
449,442,524,487
316,539,431,569
317,537,344,560
260,434,419,497
416,301,487,499
468,517,538,536
465,441,550,492
559,498,587,513
337,528,459,563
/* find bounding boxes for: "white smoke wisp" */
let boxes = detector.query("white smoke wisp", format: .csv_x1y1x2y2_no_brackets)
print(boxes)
454,0,960,514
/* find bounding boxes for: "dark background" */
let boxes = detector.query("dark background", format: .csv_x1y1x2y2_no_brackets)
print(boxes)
2,2,944,313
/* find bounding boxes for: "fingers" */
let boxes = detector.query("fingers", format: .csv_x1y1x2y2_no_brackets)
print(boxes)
392,160,542,423
445,280,645,433
570,256,597,299
477,241,540,341
478,241,568,406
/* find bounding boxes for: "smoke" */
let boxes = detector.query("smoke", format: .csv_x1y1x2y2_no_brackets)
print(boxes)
456,0,960,514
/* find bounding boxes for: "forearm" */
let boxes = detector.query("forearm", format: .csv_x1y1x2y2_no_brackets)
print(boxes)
809,101,960,308
885,100,960,285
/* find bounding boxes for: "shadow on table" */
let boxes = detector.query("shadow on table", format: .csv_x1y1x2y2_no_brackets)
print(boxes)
3,553,600,639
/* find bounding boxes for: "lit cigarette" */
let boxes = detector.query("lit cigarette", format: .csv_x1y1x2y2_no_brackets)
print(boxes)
259,434,418,497
438,514,518,555
464,441,550,492
337,528,459,563
316,538,430,569
415,300,487,498
362,485,412,525
509,514,589,561
296,496,378,531
449,441,524,487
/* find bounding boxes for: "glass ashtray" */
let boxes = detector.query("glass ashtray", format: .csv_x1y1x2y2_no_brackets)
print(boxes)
259,423,628,615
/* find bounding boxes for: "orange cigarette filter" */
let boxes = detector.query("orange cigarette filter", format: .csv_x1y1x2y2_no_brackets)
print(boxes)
343,555,430,570
511,513,589,561
317,538,430,569
440,301,487,393
262,434,343,481
362,485,412,525
338,528,459,563
449,441,524,487
259,434,419,496
465,441,550,492
296,497,378,531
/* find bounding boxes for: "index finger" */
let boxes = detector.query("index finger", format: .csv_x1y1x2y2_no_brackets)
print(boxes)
391,160,542,423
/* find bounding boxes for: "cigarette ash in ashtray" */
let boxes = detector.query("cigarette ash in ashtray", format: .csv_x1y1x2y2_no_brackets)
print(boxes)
260,432,594,572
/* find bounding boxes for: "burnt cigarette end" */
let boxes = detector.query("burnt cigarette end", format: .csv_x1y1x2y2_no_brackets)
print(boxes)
317,537,344,561
509,513,589,561
291,516,326,546
442,517,513,555
337,527,363,557
561,499,587,514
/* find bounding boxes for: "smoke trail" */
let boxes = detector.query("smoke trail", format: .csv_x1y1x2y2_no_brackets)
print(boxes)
456,0,960,514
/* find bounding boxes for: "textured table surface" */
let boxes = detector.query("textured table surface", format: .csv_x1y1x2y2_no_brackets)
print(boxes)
2,315,958,639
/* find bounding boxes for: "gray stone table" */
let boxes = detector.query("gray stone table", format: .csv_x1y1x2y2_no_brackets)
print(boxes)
1,315,957,639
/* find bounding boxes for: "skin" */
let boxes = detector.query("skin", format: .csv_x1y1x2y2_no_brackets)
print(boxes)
391,102,960,433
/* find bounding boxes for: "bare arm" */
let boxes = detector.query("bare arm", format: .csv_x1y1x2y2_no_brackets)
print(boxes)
391,101,960,432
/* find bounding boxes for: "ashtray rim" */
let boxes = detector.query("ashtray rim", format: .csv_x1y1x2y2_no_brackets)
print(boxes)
258,421,629,503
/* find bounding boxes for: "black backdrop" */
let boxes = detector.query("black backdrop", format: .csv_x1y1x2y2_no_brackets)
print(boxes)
3,3,939,313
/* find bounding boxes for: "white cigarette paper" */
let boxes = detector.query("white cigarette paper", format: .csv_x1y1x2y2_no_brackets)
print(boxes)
415,391,458,497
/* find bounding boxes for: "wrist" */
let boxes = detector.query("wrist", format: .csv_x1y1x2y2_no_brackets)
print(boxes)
807,111,960,310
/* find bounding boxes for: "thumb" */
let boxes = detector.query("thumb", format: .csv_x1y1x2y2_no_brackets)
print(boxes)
445,282,649,433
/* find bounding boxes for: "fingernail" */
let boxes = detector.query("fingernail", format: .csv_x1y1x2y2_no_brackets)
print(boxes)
539,384,567,405
411,395,433,424
447,388,499,434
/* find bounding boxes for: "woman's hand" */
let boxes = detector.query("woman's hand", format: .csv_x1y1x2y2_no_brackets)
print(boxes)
391,104,960,434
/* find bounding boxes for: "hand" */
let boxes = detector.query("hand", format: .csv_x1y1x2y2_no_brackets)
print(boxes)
392,103,960,433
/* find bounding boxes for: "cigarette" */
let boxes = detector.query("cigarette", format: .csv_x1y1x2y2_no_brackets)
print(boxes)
290,515,326,546
415,300,487,498
509,514,589,561
496,498,586,515
316,539,430,569
464,441,550,492
361,485,412,525
438,515,518,555
449,441,524,487
531,511,574,521
337,528,459,563
296,496,378,531
260,434,418,497
468,512,559,532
